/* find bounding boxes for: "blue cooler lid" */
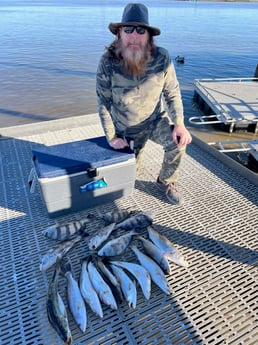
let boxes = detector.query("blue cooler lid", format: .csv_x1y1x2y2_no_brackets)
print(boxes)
32,136,135,178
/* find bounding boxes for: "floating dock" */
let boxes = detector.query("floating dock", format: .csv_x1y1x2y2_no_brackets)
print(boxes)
0,114,257,345
190,78,258,133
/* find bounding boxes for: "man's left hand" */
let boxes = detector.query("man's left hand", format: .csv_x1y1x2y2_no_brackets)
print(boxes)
172,125,192,146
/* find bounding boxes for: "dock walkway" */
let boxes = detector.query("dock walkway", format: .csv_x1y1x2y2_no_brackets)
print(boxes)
0,114,257,345
191,78,258,133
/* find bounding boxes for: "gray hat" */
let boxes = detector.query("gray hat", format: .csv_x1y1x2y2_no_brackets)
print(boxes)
109,3,160,36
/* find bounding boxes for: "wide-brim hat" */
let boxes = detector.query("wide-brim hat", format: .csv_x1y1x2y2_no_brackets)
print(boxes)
109,3,160,36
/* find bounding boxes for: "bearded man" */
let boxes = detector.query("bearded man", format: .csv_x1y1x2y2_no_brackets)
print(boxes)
96,3,192,205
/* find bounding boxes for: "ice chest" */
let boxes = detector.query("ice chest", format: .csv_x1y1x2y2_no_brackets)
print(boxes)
31,136,136,217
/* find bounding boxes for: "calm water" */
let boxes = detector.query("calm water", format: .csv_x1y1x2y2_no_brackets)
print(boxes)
0,0,258,143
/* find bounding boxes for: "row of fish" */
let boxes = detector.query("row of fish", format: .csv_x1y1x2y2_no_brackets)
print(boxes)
40,209,154,271
42,208,189,344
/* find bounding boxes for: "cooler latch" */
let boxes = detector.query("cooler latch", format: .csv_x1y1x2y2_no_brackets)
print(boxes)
87,168,98,178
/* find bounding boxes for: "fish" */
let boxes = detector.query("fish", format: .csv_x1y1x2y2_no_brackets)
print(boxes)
131,245,170,295
39,236,81,272
95,258,123,303
42,216,93,241
87,260,117,310
96,207,135,224
46,263,72,344
88,222,116,250
61,258,87,333
115,210,154,231
110,260,151,300
97,231,136,257
110,264,137,309
79,259,103,318
147,226,189,268
136,236,171,275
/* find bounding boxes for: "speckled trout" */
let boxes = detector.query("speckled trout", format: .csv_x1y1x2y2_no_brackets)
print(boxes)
61,258,87,333
110,264,137,309
88,222,116,250
80,259,103,318
136,235,171,275
46,264,72,344
147,226,189,268
131,245,170,295
39,236,81,272
97,231,136,257
87,260,117,310
110,260,151,300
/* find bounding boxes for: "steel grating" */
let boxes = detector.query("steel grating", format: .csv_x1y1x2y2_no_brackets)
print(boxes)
0,116,257,345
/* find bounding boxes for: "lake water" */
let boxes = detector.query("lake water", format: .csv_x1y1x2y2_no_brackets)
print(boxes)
0,0,258,144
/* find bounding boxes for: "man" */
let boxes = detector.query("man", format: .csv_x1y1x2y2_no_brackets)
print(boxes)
96,3,192,205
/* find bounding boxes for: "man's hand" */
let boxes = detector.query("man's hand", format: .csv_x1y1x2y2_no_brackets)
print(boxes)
109,137,129,149
172,125,192,146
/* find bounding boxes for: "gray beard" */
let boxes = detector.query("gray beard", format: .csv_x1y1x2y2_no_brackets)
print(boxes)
121,44,150,77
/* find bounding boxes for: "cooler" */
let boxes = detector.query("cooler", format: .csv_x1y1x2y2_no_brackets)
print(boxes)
30,136,136,217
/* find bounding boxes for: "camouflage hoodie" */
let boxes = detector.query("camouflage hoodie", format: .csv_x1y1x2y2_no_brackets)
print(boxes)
96,46,184,142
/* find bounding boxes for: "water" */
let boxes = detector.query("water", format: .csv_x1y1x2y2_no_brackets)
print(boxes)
0,0,258,145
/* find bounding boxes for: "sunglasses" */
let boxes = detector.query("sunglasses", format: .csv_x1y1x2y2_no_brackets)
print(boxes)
122,26,147,35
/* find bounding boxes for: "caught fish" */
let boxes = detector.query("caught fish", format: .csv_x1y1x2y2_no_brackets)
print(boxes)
111,260,151,300
115,210,154,231
39,236,81,272
88,223,116,250
110,264,137,309
147,226,189,268
46,263,72,344
61,258,87,333
131,245,170,295
80,259,103,318
96,207,135,224
95,258,123,303
42,216,92,241
97,231,136,257
87,260,117,310
136,236,171,275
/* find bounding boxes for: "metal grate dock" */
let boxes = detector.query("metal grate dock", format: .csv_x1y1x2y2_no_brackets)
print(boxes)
0,114,257,345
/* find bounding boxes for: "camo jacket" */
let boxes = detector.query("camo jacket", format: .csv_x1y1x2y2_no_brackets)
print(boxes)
96,46,184,142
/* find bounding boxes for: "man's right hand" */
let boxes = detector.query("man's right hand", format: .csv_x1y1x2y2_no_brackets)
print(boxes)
109,137,129,149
